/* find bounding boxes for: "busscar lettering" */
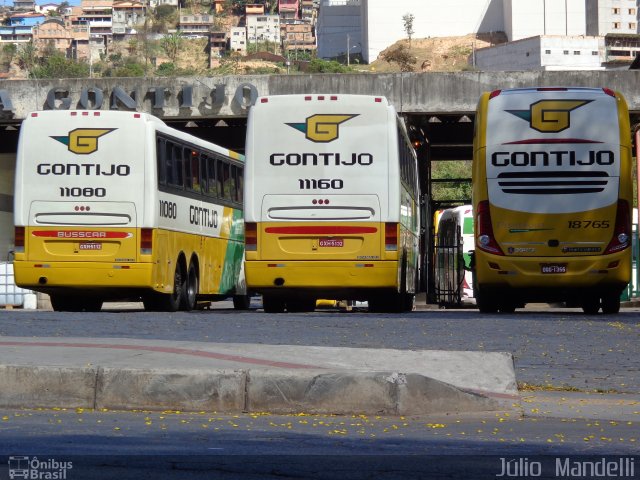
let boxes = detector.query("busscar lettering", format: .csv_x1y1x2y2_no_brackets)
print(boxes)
190,206,218,228
37,164,130,176
491,150,614,167
270,153,373,166
58,231,106,238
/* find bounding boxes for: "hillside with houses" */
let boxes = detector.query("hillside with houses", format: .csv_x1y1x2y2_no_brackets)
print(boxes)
0,0,322,78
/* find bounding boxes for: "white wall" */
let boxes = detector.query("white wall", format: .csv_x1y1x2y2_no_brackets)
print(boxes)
475,35,604,71
505,0,586,41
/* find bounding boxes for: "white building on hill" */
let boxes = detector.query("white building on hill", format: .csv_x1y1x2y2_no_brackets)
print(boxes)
586,0,637,36
475,35,604,71
504,0,587,41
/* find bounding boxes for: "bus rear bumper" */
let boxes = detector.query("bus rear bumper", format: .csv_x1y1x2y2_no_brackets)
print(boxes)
14,261,154,293
246,260,398,294
474,251,631,301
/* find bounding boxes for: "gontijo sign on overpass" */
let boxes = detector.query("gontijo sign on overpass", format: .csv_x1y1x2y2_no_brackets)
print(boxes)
1,71,640,120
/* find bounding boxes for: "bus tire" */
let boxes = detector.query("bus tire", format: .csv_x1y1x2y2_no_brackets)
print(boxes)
262,295,285,313
476,291,498,313
286,298,315,313
181,262,198,312
402,293,415,312
144,263,185,312
50,295,102,312
601,293,620,314
233,294,252,310
581,297,601,315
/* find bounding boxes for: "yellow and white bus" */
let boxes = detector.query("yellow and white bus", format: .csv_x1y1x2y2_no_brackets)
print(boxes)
244,94,420,313
13,110,249,312
473,87,632,314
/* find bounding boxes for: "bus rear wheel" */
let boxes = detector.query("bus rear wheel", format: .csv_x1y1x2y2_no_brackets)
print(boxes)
286,298,315,313
581,297,601,315
476,291,499,313
144,263,185,312
601,293,620,314
262,295,285,313
50,295,103,312
180,262,198,312
233,294,251,310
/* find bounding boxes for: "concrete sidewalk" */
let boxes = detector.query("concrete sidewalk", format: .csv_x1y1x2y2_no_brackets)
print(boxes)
0,337,518,416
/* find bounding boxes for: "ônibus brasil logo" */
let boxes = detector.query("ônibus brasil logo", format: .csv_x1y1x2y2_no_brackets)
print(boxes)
286,114,358,143
51,128,116,155
506,100,592,133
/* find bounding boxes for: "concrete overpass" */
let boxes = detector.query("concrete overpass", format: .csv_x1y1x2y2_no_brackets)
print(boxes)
2,71,640,258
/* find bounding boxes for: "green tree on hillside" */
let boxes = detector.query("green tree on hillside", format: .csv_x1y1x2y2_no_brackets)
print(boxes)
402,13,415,48
161,31,183,65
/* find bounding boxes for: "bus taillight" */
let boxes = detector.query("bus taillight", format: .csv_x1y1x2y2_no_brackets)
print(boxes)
14,227,25,253
140,228,153,255
245,222,257,251
476,201,504,256
604,200,631,255
385,223,398,251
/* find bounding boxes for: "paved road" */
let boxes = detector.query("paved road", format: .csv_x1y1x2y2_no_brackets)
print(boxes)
0,305,638,393
0,403,638,479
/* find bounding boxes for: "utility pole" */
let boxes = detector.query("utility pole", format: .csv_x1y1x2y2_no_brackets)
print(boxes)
347,33,350,66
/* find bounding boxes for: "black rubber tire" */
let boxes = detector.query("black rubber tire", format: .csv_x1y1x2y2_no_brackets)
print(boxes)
476,292,499,313
50,294,102,312
181,262,198,312
601,293,620,314
286,298,316,313
581,297,601,315
262,295,285,313
233,294,252,310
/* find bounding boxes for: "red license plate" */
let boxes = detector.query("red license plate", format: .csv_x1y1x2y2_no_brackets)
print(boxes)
319,238,344,247
541,264,567,274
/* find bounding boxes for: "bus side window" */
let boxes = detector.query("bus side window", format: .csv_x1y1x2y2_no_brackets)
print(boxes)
217,161,231,200
174,145,184,189
206,156,217,197
164,140,174,186
200,154,208,193
237,167,244,203
157,137,166,185
230,165,240,202
184,147,193,190
189,149,201,193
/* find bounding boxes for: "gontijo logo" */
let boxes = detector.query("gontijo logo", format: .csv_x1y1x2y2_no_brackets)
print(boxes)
51,128,116,155
506,100,592,133
286,114,358,143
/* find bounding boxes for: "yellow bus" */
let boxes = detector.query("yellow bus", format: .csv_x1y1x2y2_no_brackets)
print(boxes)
472,87,632,314
244,94,420,313
13,110,249,312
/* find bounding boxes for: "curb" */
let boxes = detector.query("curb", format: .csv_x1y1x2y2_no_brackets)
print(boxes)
0,364,515,416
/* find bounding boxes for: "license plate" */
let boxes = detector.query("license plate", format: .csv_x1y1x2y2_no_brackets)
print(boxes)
319,238,344,247
541,264,566,274
79,243,102,251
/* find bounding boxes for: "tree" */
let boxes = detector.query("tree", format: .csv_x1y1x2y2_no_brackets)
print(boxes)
402,13,415,49
161,31,183,65
16,41,38,76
